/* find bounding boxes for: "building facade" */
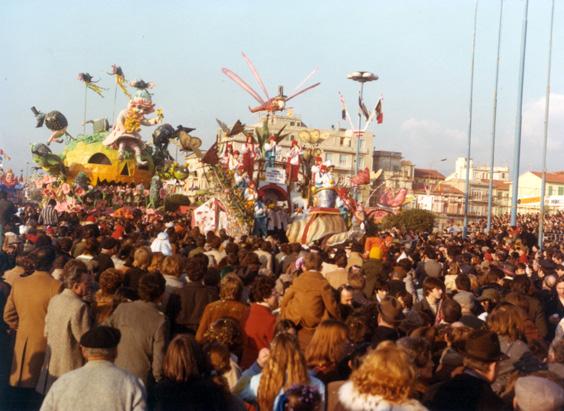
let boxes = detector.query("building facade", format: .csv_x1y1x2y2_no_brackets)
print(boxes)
509,171,564,212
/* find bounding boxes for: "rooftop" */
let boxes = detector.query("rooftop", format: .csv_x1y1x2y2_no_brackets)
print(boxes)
414,168,445,180
531,171,564,185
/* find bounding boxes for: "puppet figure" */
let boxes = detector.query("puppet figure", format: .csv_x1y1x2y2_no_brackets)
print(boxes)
103,80,163,165
228,150,241,172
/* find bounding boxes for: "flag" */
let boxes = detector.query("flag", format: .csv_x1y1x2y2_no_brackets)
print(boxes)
201,142,219,166
375,97,383,124
358,96,370,121
338,92,347,120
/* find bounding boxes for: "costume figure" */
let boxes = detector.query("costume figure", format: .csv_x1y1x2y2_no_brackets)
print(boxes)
310,156,323,186
234,166,248,190
222,143,233,167
241,134,258,178
264,136,278,168
253,199,268,237
103,81,163,165
286,139,301,183
228,150,241,172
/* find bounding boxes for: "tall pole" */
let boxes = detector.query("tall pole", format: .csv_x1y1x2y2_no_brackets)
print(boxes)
355,82,365,176
487,0,504,232
463,0,478,239
539,0,555,249
510,0,530,227
83,85,88,135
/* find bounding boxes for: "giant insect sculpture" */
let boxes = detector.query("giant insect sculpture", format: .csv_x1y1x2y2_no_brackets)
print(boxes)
31,106,74,145
222,52,320,114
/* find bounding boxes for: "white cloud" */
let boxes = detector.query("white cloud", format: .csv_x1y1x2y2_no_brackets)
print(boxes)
522,93,564,152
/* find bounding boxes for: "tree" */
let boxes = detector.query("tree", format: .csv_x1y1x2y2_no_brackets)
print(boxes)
381,209,435,233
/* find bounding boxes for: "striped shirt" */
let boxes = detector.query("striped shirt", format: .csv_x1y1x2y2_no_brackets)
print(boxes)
38,205,58,226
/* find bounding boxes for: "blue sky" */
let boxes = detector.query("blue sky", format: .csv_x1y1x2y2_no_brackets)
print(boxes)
1,0,563,176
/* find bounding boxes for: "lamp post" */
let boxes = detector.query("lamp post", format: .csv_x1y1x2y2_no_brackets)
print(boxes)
347,71,378,199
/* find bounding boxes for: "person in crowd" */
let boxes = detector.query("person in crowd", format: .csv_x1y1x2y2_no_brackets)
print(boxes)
153,334,245,411
306,320,351,385
372,296,405,346
281,252,341,348
3,246,61,407
94,268,125,324
335,342,427,410
241,275,279,368
123,246,152,295
38,199,58,227
37,259,92,393
238,332,325,410
106,272,167,385
196,273,249,343
427,329,510,410
411,276,445,326
40,326,146,411
93,237,117,279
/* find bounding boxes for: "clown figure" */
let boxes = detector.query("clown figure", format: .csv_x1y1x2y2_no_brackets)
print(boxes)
103,81,163,165
241,134,258,178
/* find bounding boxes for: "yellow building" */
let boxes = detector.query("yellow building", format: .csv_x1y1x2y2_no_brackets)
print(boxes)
510,171,564,212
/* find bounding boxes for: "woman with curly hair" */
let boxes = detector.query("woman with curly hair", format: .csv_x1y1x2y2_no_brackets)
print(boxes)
239,333,325,411
306,320,351,384
94,268,123,324
336,343,426,410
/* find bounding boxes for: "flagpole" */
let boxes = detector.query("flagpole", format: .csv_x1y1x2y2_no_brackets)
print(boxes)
510,0,530,227
487,0,504,232
83,84,88,135
539,0,555,249
463,0,478,239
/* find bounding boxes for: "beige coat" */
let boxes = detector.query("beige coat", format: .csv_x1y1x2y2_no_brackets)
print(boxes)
3,271,61,387
106,300,167,384
36,289,92,394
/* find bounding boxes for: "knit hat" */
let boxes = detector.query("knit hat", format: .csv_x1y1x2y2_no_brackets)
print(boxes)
80,326,121,349
514,376,564,411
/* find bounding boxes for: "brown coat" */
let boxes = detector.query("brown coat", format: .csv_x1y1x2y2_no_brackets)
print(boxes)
3,271,61,387
280,270,341,329
195,300,250,343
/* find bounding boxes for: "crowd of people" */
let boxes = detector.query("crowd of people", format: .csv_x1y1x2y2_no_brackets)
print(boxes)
2,189,564,411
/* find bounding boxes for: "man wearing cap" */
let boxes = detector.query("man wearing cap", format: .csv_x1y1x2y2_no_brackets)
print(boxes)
427,329,509,411
40,326,146,411
372,296,405,347
514,375,564,411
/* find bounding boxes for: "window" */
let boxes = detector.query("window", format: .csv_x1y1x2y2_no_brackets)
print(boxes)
87,153,111,165
559,186,564,196
339,154,347,166
549,186,553,196
290,122,295,126
325,152,332,162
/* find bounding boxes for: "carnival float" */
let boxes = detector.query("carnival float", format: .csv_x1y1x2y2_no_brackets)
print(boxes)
27,56,409,241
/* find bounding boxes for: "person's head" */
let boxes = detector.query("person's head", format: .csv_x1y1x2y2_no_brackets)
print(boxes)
486,302,524,341
556,278,564,299
160,255,183,278
348,343,416,404
375,283,390,300
219,273,243,301
99,268,123,295
378,296,405,327
80,326,121,362
455,274,471,292
258,333,309,411
303,252,322,271
47,198,56,207
422,276,444,301
250,275,278,309
396,337,433,380
347,270,365,290
62,259,91,297
440,297,462,324
202,317,244,356
29,245,57,272
514,376,564,411
306,320,349,370
283,384,322,411
338,285,355,306
462,329,505,383
138,272,166,303
132,246,152,270
345,314,371,344
274,319,298,337
163,334,207,382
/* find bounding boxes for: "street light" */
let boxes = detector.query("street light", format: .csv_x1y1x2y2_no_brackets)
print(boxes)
347,71,378,199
